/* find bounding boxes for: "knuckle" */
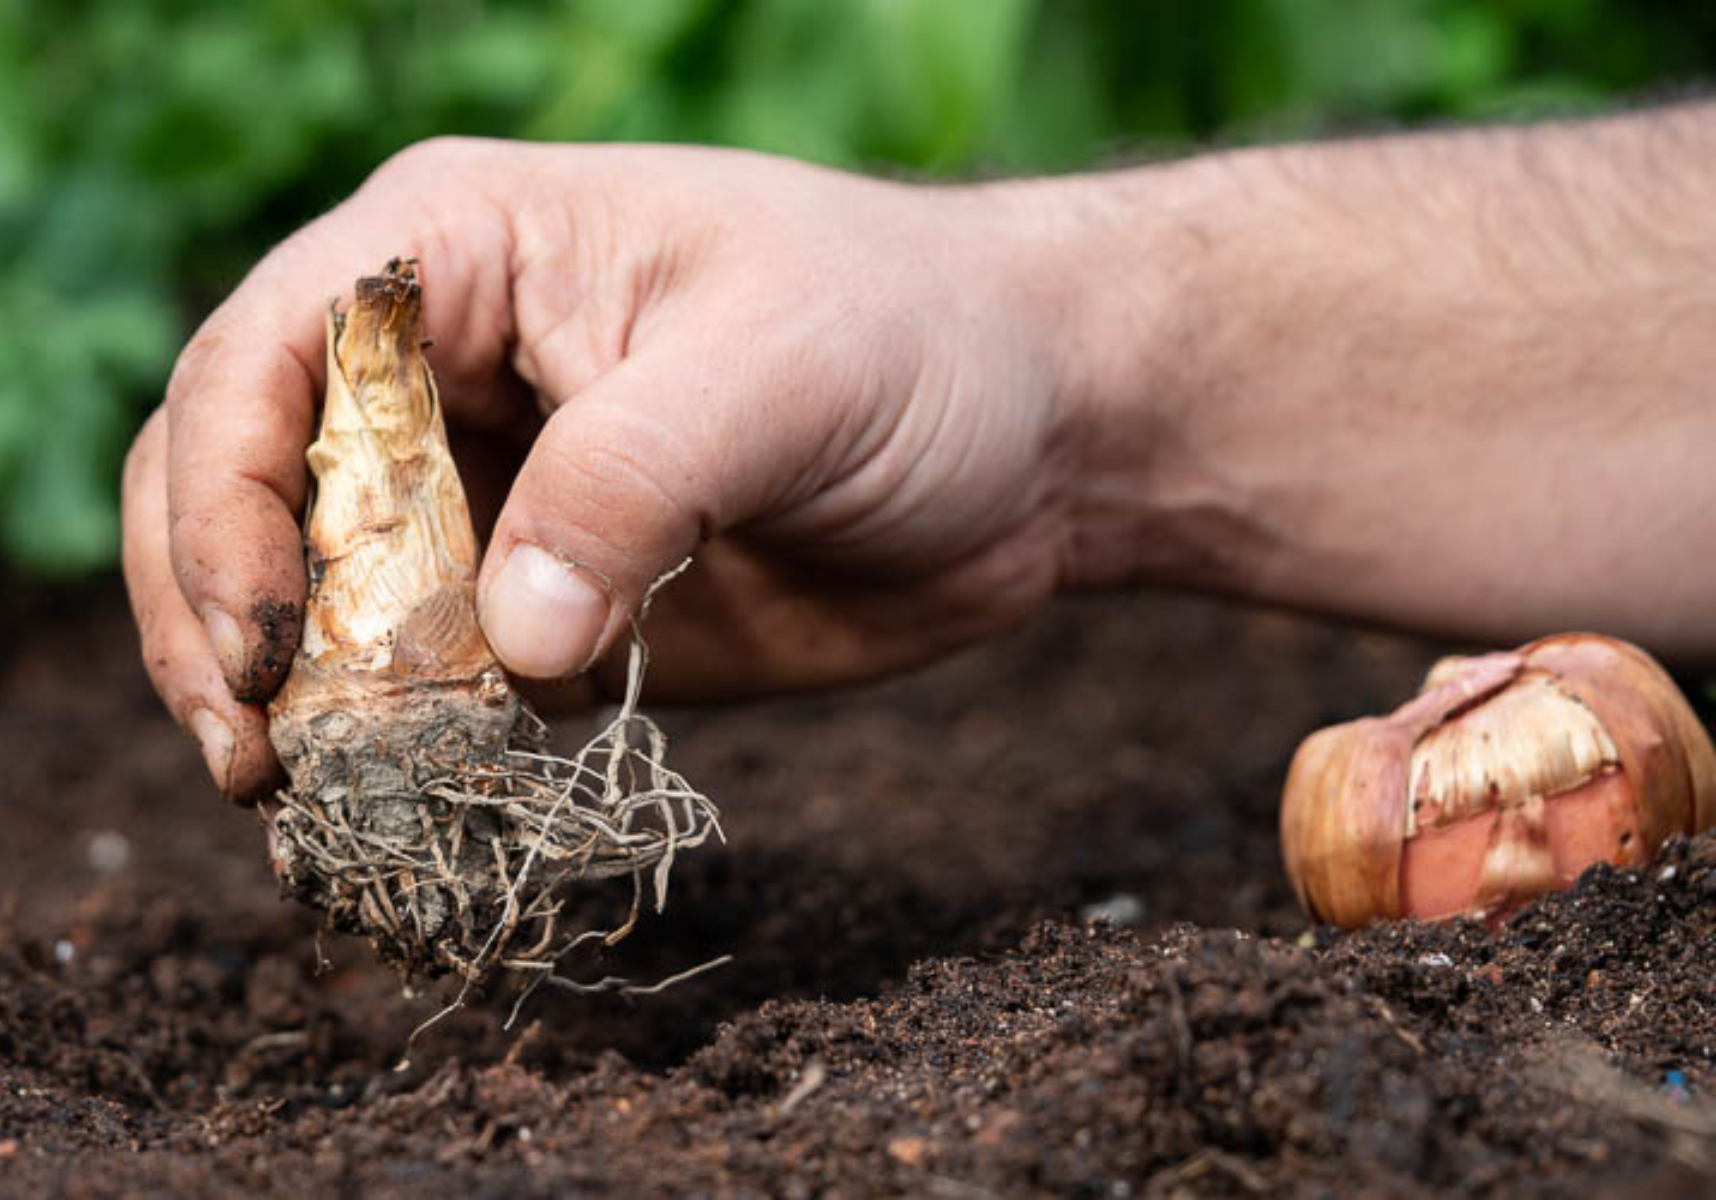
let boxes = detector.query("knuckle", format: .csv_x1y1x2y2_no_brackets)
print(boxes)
164,501,218,603
164,321,227,411
370,136,481,188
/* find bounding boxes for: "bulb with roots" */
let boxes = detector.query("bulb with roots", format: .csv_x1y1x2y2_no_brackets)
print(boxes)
266,259,721,990
1280,632,1716,928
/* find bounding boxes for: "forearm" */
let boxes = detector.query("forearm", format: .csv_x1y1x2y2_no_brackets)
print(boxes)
1030,104,1716,662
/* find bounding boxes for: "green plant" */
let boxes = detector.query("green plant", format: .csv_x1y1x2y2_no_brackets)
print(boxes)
3,0,1713,574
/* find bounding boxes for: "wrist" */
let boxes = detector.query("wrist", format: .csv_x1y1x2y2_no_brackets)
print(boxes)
973,158,1266,595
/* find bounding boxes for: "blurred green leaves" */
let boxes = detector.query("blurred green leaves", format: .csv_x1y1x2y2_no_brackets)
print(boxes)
1,0,1713,574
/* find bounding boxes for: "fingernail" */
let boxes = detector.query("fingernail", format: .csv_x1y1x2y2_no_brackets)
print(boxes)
201,604,245,685
480,544,609,678
188,707,235,793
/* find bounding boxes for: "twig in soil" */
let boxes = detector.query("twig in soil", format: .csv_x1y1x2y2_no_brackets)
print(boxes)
502,1019,543,1069
774,1059,828,1119
104,1049,166,1112
236,1030,311,1059
1161,966,1193,1078
1364,995,1425,1055
1149,1148,1269,1195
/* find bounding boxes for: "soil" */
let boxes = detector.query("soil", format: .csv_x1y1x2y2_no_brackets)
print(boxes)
2,579,1713,1197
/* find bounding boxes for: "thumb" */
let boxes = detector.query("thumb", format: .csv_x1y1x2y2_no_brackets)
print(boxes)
476,349,817,679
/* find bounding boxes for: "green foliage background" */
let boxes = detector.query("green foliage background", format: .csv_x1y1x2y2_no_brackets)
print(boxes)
3,0,1714,574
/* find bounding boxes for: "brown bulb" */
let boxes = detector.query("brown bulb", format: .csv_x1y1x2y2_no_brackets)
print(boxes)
1280,633,1716,928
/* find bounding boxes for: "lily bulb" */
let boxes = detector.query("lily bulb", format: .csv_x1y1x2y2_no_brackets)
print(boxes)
1280,633,1716,928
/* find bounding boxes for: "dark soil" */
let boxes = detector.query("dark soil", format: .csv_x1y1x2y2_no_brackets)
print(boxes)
2,580,1713,1197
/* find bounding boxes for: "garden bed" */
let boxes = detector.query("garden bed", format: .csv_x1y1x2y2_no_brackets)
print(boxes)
0,581,1710,1196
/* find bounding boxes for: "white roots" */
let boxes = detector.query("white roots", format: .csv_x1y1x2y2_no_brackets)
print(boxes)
271,566,724,1017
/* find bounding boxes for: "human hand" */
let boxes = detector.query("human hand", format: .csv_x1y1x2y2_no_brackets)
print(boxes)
122,138,1097,801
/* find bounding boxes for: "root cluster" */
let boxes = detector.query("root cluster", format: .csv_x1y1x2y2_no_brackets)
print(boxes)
271,627,723,1001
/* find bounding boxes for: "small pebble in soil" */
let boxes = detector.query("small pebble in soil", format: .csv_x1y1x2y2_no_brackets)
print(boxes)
52,940,74,965
86,830,131,873
1080,893,1146,927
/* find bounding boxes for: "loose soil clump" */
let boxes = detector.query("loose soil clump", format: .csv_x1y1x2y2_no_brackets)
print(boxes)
1,581,1712,1196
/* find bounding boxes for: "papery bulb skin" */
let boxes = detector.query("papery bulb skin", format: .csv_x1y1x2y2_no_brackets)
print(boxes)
1281,634,1716,928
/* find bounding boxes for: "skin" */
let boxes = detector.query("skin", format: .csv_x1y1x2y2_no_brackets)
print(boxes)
122,108,1716,803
